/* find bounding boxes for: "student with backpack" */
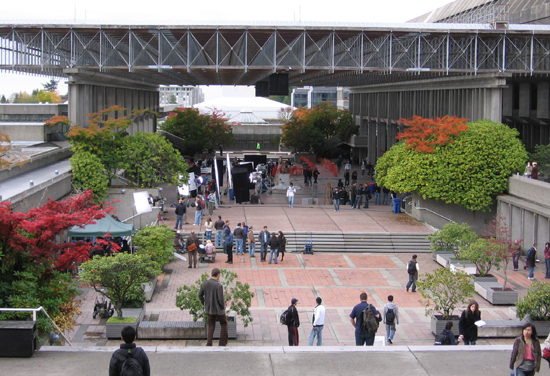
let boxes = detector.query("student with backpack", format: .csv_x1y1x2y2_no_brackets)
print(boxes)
434,321,462,346
109,326,150,376
383,295,399,344
281,298,300,346
349,292,381,346
406,254,419,292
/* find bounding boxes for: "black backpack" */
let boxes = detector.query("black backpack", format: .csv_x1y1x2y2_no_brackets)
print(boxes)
385,308,395,325
434,331,451,346
280,308,291,325
361,304,379,335
407,261,417,275
117,349,144,376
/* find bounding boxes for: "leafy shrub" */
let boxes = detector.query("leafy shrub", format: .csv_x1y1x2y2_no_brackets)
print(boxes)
516,282,550,321
133,224,175,267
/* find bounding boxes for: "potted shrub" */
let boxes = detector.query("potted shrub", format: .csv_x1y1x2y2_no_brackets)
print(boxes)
459,238,499,280
416,267,476,335
79,252,161,338
427,222,477,266
133,224,176,301
516,282,550,336
175,269,254,339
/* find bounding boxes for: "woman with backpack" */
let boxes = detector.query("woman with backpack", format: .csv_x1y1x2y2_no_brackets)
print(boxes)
278,231,287,262
459,300,481,345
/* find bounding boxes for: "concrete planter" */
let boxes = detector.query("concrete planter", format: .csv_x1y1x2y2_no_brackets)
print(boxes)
211,316,237,339
470,274,498,284
434,251,454,267
106,307,145,339
138,317,238,340
142,275,158,302
450,259,477,275
430,315,460,335
475,282,518,305
525,318,550,337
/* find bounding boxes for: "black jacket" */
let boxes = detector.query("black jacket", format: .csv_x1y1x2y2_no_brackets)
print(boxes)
109,343,150,376
269,237,279,250
459,309,480,342
287,304,300,327
175,202,186,215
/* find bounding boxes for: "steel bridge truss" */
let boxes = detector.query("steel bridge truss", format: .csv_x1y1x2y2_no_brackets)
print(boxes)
1,25,550,86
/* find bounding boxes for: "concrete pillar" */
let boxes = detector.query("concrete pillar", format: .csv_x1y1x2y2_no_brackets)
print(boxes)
537,81,549,119
484,88,503,122
368,121,377,164
519,82,531,118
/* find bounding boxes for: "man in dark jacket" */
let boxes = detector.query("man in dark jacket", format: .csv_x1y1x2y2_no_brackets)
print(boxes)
186,230,200,269
286,298,300,346
222,220,231,254
199,268,228,346
214,215,225,247
258,226,270,262
233,223,245,255
174,199,186,229
109,326,150,376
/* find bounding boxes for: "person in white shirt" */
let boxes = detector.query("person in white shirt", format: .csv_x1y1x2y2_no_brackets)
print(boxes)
286,183,296,208
308,297,326,346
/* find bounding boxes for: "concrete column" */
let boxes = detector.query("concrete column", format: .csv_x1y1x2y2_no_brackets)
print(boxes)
537,81,549,119
367,121,376,164
519,82,531,118
483,88,503,122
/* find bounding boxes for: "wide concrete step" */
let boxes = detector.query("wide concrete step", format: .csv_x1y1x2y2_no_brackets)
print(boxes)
178,231,431,253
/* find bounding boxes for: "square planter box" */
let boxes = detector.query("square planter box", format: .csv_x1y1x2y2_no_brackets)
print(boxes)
470,275,498,284
450,259,477,275
106,307,145,339
475,282,518,305
142,275,158,302
430,315,460,336
435,252,454,267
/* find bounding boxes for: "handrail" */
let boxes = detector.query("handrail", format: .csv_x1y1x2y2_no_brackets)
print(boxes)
0,306,72,346
416,207,455,224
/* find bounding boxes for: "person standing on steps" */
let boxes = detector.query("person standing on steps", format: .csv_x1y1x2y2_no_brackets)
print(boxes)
406,254,419,292
214,215,224,247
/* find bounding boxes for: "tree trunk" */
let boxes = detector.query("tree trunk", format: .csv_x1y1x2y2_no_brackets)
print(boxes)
115,302,123,318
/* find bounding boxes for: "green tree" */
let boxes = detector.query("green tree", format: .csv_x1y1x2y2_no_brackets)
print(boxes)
70,151,109,203
516,282,550,321
0,95,6,103
460,238,500,276
133,224,175,267
160,107,234,156
281,103,358,156
168,94,177,104
123,132,188,187
80,252,161,318
427,222,478,258
529,143,550,179
42,79,58,92
375,119,527,211
416,267,476,319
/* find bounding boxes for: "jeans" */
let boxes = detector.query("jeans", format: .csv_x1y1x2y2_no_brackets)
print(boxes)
406,274,417,292
215,230,223,247
208,201,214,215
464,340,476,345
515,368,535,376
334,198,340,211
353,196,362,209
206,314,228,346
261,243,268,261
269,249,278,264
288,195,295,208
355,331,375,346
235,238,244,254
382,192,389,204
249,242,256,257
363,197,369,208
386,324,396,341
546,259,550,278
375,192,381,204
205,231,212,241
513,253,521,270
529,266,535,278
175,214,183,229
194,210,202,225
308,326,323,346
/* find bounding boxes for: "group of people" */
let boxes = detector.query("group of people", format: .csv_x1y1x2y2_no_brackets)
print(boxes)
332,183,392,211
524,161,540,179
511,242,550,281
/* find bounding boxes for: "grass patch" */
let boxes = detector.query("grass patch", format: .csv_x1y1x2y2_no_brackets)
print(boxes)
107,316,136,324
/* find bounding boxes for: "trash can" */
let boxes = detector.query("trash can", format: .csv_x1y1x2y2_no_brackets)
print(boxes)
0,321,37,357
229,188,234,201
369,183,375,194
393,198,402,213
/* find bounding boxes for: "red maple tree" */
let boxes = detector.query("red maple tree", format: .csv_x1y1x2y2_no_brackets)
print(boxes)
396,115,469,153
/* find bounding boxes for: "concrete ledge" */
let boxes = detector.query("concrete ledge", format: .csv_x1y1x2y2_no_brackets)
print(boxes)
138,321,205,340
479,320,525,338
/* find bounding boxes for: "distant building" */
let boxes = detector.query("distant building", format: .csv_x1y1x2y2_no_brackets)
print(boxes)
0,103,68,142
159,85,204,107
291,87,350,110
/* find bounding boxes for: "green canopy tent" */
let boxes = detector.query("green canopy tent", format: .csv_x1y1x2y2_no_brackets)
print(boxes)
68,215,134,238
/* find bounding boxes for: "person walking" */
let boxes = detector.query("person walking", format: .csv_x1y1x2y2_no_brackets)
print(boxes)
247,226,256,258
186,230,200,269
268,232,279,264
313,168,319,184
383,295,399,344
278,231,287,262
308,297,326,346
349,292,381,346
406,254,419,292
510,323,541,376
286,298,300,346
109,326,151,376
259,226,270,262
513,239,522,271
458,300,481,345
544,242,550,279
174,199,186,230
287,183,296,208
198,268,229,346
526,244,537,280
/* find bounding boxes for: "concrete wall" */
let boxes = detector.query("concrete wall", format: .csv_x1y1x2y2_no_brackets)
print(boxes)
407,192,496,235
497,175,550,259
0,147,72,183
8,172,72,213
0,103,68,117
107,188,163,231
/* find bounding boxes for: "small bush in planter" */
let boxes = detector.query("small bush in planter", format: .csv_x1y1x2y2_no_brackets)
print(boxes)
133,224,175,267
175,269,254,328
516,282,550,321
107,317,136,324
80,252,161,318
459,237,501,277
416,267,475,320
427,222,478,258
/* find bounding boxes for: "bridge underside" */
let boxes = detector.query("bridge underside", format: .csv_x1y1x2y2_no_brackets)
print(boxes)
3,24,550,87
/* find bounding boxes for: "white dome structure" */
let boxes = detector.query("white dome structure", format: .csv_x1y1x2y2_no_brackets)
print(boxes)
193,96,292,120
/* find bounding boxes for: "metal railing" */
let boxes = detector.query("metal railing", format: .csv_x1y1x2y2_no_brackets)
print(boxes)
0,306,72,346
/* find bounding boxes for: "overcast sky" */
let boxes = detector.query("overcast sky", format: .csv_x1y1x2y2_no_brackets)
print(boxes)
0,0,453,100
